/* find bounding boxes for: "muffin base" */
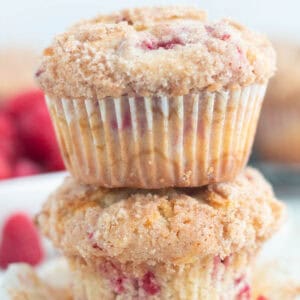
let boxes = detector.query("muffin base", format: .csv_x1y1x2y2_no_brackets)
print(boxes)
69,252,253,300
47,84,266,188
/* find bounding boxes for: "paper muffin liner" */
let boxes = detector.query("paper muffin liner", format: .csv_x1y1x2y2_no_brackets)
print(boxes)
256,105,300,163
68,252,252,300
46,83,266,188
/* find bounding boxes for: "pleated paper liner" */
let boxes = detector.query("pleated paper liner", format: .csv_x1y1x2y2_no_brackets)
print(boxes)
46,83,266,188
69,252,252,300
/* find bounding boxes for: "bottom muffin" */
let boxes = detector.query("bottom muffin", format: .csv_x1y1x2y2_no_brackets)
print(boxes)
37,168,285,300
70,253,252,300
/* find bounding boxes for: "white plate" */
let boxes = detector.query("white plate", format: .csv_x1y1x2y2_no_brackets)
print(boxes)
0,172,67,228
0,173,299,297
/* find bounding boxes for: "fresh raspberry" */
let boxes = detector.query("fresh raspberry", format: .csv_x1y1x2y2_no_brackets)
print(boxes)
5,89,45,118
0,113,15,141
141,271,160,295
12,96,60,165
0,154,12,179
0,212,44,269
16,97,56,161
0,112,19,162
14,159,42,177
5,89,64,171
45,148,65,172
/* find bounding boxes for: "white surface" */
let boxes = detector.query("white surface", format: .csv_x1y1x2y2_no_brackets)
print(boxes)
0,172,67,229
1,0,300,47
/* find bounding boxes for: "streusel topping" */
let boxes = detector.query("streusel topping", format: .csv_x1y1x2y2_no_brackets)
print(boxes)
36,6,276,100
37,168,284,265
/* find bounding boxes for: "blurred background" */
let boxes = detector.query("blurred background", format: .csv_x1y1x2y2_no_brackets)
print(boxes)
0,0,300,184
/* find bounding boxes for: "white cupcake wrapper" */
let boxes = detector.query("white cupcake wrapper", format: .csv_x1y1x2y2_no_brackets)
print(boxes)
69,253,252,300
47,84,266,188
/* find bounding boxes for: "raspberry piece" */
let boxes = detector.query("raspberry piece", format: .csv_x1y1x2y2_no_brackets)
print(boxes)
236,284,251,300
235,274,246,286
111,277,125,294
0,154,12,179
141,271,160,295
157,37,183,49
212,255,221,280
0,213,44,269
141,39,157,50
35,68,45,78
205,25,214,33
221,34,231,41
257,296,268,300
237,46,243,56
205,25,231,41
14,159,42,177
221,255,231,267
141,37,183,50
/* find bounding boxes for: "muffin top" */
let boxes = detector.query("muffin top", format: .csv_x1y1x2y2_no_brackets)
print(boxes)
36,6,276,100
38,168,284,265
264,41,300,106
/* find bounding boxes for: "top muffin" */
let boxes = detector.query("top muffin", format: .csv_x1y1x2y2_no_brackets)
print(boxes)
36,6,276,100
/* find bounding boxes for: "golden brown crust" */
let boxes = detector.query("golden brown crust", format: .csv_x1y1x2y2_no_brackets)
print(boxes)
37,168,285,265
36,6,276,100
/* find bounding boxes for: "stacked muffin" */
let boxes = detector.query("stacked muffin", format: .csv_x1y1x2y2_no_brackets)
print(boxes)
36,7,285,300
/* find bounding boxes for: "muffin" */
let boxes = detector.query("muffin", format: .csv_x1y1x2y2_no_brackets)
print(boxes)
37,168,285,300
36,6,276,188
255,42,300,163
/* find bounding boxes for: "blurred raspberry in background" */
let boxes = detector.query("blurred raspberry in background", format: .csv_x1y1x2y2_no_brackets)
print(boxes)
0,89,65,180
0,212,44,269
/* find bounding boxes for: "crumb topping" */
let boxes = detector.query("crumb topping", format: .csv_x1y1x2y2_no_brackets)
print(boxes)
37,168,285,265
36,6,276,100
